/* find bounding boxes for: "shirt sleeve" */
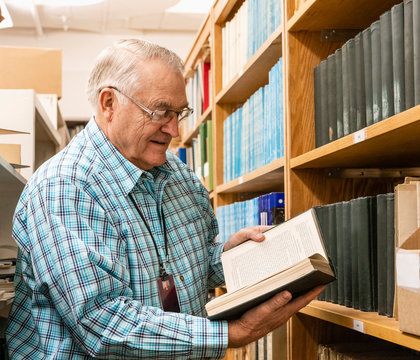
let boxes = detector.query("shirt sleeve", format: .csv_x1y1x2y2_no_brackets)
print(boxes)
15,177,228,359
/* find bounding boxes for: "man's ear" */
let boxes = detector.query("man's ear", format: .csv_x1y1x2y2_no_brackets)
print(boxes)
99,88,116,121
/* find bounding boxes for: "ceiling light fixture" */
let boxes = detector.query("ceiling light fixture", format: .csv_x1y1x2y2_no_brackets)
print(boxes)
0,0,13,29
34,0,104,6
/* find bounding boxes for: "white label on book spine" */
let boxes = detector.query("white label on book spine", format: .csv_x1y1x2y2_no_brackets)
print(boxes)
352,320,364,333
204,162,209,177
238,176,243,184
353,129,366,143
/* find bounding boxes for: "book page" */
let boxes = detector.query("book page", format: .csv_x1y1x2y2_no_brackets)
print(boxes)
222,209,326,293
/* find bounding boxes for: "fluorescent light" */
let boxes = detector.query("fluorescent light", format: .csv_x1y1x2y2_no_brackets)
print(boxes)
0,0,13,29
34,0,104,6
166,0,213,14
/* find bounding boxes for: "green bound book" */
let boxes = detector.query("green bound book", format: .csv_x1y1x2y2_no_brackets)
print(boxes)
199,123,207,180
335,202,345,305
362,27,373,126
206,119,213,191
314,65,323,148
404,0,414,109
314,205,330,302
327,203,338,303
342,41,350,136
319,60,329,146
347,38,357,133
371,20,382,123
335,48,344,139
376,194,388,316
380,10,394,119
386,193,395,317
391,3,405,114
350,197,360,310
368,196,378,313
355,32,366,131
342,200,352,307
327,54,337,142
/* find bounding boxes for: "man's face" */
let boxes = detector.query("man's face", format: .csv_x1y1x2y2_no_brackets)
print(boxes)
106,59,188,170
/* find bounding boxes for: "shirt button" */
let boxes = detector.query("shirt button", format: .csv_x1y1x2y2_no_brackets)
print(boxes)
192,311,195,316
180,275,185,281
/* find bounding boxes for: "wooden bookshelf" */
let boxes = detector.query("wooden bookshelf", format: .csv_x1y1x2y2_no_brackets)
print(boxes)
181,105,212,147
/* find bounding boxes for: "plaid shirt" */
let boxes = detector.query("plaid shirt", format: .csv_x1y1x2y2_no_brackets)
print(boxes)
7,118,228,359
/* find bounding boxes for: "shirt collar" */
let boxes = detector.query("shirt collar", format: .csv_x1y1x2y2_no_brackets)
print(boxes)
84,116,174,196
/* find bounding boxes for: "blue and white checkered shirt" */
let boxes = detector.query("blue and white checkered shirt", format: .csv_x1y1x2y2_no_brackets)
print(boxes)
6,118,228,359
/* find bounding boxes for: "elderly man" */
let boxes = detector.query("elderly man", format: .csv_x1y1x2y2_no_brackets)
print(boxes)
6,39,322,359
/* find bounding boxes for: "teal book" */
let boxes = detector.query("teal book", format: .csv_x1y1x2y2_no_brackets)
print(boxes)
380,10,394,119
371,20,382,123
391,3,405,114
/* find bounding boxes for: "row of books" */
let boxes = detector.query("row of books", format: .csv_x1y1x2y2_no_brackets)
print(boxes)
177,120,213,191
314,193,395,317
216,192,284,244
185,61,211,133
223,58,284,183
222,0,281,86
318,340,420,359
314,0,419,147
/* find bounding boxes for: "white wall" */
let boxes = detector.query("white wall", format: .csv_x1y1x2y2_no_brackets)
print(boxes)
0,28,196,121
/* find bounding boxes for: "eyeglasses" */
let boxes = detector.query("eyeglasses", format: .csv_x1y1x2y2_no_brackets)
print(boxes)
105,86,193,124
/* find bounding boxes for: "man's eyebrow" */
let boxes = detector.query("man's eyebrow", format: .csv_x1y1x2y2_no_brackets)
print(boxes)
154,101,189,110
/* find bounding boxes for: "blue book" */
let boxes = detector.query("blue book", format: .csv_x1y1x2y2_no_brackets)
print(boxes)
178,147,187,164
266,192,285,225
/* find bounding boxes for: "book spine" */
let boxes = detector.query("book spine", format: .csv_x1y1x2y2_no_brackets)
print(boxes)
347,38,357,134
376,194,388,316
414,0,420,105
319,60,329,146
342,41,350,136
355,32,367,131
386,193,395,317
404,0,414,109
314,65,323,147
327,54,337,142
371,20,382,123
335,202,345,305
342,200,352,307
335,48,344,138
392,3,405,114
380,10,395,119
362,28,373,126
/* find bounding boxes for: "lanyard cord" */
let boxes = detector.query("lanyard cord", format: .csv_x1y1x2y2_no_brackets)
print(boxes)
128,192,169,279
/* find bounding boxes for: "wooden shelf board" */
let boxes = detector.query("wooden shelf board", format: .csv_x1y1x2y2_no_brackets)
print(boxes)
213,0,241,24
291,106,420,169
184,14,211,72
181,105,212,147
301,301,420,352
215,25,282,105
216,157,285,193
288,0,402,31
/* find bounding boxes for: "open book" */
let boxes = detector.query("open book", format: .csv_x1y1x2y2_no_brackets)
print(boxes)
206,208,336,320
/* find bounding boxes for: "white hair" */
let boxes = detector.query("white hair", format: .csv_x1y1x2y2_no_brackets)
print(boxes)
86,39,185,110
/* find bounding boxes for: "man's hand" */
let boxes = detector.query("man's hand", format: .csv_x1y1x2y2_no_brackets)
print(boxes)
223,226,272,252
227,285,325,348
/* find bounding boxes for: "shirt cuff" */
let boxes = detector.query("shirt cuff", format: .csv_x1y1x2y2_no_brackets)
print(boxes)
187,316,228,359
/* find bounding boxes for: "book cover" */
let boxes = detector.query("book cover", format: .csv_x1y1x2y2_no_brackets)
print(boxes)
392,3,405,115
206,208,336,320
404,0,414,109
380,10,394,119
362,27,373,127
335,48,344,139
371,20,382,123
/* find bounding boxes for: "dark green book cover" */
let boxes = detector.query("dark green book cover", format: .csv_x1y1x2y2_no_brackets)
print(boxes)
320,60,329,146
380,10,394,119
335,48,344,139
371,20,382,123
314,65,323,148
404,0,414,109
206,119,213,191
392,3,405,114
368,196,378,313
199,122,207,179
347,38,357,133
362,27,373,126
328,203,338,303
335,202,345,305
342,200,352,307
376,194,388,316
355,32,366,131
413,0,420,105
342,41,350,136
386,193,395,317
350,198,360,310
327,53,337,142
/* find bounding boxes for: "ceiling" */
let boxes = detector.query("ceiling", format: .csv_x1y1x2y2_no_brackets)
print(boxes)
2,0,212,36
